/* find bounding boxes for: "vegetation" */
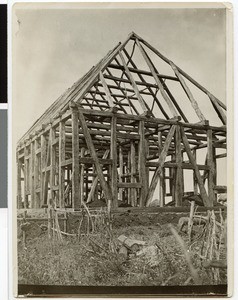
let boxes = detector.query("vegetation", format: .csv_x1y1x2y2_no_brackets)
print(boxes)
18,208,227,286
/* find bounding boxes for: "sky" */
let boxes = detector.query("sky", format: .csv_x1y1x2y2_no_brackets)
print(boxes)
13,4,227,145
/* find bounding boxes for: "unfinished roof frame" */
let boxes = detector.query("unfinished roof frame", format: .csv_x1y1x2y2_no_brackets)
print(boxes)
16,32,227,210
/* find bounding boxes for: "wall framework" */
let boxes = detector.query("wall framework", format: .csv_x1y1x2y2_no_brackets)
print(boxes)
16,32,227,209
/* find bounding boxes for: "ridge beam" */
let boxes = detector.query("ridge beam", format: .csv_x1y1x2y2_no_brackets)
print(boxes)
118,51,149,114
135,39,178,118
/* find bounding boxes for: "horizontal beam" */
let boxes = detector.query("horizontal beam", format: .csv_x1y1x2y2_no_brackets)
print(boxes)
108,63,179,82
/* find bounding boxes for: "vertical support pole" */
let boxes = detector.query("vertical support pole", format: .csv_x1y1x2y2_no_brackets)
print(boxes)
111,115,118,208
71,106,80,210
40,134,46,207
34,140,39,208
80,148,85,203
175,125,183,206
158,131,165,207
85,166,89,200
30,142,35,208
127,148,131,205
23,146,28,208
145,139,150,198
17,154,22,209
50,126,56,206
207,128,216,206
59,120,65,208
138,120,147,207
192,149,198,195
170,154,176,202
130,142,136,207
119,146,123,201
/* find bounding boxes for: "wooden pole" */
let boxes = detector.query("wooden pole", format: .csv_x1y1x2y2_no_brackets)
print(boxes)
40,134,47,207
111,114,118,208
34,140,39,208
43,135,51,206
192,150,198,195
50,126,56,206
30,142,35,208
80,147,85,204
170,61,206,122
130,142,136,207
138,120,147,207
17,156,22,209
158,132,165,207
59,121,65,208
127,148,131,205
119,146,123,201
71,105,80,210
207,129,216,206
175,125,183,206
23,146,28,208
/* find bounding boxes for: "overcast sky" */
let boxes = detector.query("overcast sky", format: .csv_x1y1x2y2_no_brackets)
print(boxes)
13,5,226,144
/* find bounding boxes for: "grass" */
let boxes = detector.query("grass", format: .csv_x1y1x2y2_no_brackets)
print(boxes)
18,210,227,286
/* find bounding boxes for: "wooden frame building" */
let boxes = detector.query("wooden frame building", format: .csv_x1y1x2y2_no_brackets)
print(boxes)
16,32,227,210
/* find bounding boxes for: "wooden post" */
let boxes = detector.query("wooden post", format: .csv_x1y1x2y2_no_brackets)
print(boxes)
50,126,56,206
175,126,183,206
23,146,28,208
17,155,22,209
188,200,195,242
48,207,53,239
43,135,51,206
23,210,27,246
59,121,65,208
34,140,39,208
80,148,85,204
111,115,118,208
119,146,123,201
40,134,47,207
207,129,216,206
30,142,35,208
130,142,136,207
138,120,147,207
192,150,198,195
158,132,165,207
127,149,131,205
71,106,80,210
170,154,176,202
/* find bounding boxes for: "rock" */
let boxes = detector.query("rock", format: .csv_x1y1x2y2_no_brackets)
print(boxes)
136,245,160,267
118,235,146,250
118,245,128,258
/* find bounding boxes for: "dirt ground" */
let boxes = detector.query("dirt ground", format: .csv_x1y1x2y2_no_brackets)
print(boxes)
17,209,227,286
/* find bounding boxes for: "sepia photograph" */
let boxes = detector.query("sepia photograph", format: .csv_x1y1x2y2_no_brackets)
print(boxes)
12,2,232,297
